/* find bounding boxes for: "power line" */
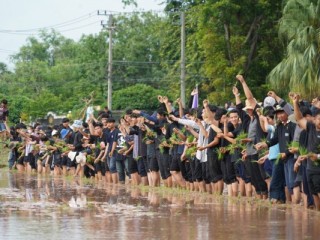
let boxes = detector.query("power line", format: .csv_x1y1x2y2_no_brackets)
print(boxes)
58,21,100,33
0,11,97,33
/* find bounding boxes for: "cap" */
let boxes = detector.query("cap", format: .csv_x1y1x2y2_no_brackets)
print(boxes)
71,120,83,129
274,105,285,113
51,129,59,137
263,96,276,107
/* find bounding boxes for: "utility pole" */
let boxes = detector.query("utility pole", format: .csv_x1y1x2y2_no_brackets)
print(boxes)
180,12,186,108
98,11,114,110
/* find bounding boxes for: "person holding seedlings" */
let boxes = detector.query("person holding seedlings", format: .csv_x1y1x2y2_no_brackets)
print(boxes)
256,104,296,203
258,108,284,203
235,75,268,199
290,93,320,210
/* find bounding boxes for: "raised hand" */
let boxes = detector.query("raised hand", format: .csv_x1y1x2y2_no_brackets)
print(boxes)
236,75,245,83
267,91,277,99
203,99,209,108
232,86,239,96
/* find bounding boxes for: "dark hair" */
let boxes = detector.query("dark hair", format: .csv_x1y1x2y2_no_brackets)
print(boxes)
15,123,27,130
107,118,116,123
82,122,89,128
183,108,190,115
97,111,105,117
62,118,70,123
100,113,109,119
227,109,239,116
208,104,218,113
157,109,167,117
300,106,312,117
214,108,227,121
130,113,139,119
265,111,275,119
1,99,8,105
263,106,275,117
126,109,133,115
313,108,320,117
94,122,103,128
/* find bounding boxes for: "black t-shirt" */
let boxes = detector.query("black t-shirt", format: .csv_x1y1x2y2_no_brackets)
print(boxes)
299,129,308,167
306,122,320,171
91,133,107,157
73,131,83,152
106,128,120,153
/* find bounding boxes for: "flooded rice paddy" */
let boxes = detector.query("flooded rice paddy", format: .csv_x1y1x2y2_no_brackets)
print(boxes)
0,171,319,239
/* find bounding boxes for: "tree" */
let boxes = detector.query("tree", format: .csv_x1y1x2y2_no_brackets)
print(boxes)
112,84,168,110
268,0,320,99
0,62,10,75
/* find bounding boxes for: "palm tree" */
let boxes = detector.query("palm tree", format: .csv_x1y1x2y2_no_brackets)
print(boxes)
268,0,320,99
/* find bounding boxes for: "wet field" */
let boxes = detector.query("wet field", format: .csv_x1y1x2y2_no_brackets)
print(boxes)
0,171,319,240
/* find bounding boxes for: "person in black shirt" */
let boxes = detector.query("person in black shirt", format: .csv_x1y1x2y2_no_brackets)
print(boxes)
256,105,296,202
88,120,107,181
290,93,320,210
106,118,120,184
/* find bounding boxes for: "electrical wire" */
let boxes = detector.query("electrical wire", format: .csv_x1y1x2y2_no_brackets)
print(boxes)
0,11,97,33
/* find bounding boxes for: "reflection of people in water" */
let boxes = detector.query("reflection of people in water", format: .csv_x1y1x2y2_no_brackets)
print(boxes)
69,194,87,208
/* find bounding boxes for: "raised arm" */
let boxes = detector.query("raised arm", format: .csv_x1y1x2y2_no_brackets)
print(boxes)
162,96,173,115
268,91,293,115
290,93,307,130
176,98,184,118
236,75,255,107
232,86,241,105
88,119,97,136
195,118,209,138
203,99,214,122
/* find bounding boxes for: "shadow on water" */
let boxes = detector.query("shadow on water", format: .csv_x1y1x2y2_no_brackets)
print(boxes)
0,171,320,240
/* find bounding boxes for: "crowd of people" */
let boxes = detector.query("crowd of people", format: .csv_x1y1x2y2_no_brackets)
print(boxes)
1,75,320,211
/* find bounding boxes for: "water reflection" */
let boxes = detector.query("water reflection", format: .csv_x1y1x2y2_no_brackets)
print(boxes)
0,171,319,239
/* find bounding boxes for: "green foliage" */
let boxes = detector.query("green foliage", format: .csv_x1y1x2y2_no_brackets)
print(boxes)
185,145,197,159
268,0,320,99
112,84,168,110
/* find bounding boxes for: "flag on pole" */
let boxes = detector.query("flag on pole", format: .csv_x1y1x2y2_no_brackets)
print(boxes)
191,86,198,109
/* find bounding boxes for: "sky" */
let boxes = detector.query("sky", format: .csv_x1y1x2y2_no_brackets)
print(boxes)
0,0,164,69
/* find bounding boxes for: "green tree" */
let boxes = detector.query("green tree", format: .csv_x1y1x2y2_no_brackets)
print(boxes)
112,84,168,110
268,0,320,99
161,0,283,104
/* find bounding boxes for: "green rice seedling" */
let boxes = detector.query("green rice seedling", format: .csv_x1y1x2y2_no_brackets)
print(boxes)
86,155,94,164
274,153,282,165
158,138,172,154
298,146,308,156
185,146,197,159
287,141,299,154
169,132,180,145
216,147,226,161
143,129,157,143
187,135,195,143
226,131,247,155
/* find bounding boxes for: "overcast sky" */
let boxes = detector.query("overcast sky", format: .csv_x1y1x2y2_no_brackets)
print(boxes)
0,0,163,68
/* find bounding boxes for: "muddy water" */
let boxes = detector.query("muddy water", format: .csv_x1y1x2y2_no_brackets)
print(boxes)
0,171,319,240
